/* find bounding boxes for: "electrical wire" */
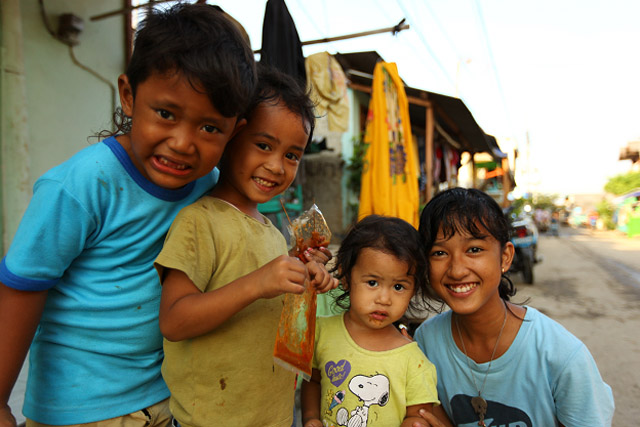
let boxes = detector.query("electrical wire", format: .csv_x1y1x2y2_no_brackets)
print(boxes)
290,0,329,49
38,0,117,130
395,0,456,90
38,0,57,37
416,0,464,61
472,0,513,134
68,46,117,129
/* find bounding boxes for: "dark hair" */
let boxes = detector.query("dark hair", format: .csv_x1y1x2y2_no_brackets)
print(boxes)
331,215,429,311
246,64,316,145
112,3,257,134
418,187,518,303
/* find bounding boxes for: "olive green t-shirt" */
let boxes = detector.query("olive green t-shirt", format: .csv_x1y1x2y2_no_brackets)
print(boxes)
155,197,295,427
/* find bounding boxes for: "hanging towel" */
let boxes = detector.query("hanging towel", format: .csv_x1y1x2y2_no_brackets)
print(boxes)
260,0,306,85
305,52,350,132
358,62,419,228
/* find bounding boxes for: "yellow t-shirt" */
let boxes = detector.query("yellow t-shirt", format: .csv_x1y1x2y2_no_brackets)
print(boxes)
155,197,295,427
313,314,439,426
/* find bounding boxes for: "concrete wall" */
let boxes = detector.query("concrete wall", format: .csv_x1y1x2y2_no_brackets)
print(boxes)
305,89,371,241
301,152,345,243
1,0,124,252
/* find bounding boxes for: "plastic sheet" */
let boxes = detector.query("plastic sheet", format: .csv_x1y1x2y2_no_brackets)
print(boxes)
273,204,331,380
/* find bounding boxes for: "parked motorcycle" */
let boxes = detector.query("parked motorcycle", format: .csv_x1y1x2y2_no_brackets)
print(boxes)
507,214,540,284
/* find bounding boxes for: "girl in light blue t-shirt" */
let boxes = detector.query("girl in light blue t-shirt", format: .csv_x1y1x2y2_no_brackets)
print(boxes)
413,187,614,427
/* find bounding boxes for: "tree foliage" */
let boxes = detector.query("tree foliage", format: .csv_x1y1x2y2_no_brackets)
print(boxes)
508,193,560,218
531,193,559,210
596,199,616,230
604,171,640,195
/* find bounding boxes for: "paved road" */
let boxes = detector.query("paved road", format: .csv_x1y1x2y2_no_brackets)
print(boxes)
511,226,640,426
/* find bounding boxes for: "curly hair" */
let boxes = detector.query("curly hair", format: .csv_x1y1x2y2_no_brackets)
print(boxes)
331,215,431,312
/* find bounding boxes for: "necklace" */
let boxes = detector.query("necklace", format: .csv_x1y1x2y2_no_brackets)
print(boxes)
454,304,508,427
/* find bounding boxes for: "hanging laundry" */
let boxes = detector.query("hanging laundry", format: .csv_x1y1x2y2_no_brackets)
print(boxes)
434,145,443,185
305,52,350,132
358,62,419,228
449,149,461,182
259,0,306,85
415,134,426,192
443,146,461,183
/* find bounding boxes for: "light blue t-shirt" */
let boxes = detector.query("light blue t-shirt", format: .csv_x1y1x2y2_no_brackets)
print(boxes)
0,137,217,424
414,307,614,426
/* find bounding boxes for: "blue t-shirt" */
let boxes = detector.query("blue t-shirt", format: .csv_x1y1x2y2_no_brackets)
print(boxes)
414,307,614,426
0,137,217,424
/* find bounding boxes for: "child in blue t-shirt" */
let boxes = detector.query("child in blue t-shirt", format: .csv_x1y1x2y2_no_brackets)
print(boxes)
0,4,256,426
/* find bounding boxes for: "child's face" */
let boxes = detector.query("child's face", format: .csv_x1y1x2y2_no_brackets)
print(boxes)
345,248,415,332
428,223,514,316
117,71,244,189
213,101,308,216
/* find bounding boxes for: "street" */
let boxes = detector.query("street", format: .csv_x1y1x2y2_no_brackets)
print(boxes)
510,226,640,426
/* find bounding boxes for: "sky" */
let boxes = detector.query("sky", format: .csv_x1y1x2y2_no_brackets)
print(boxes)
176,0,640,196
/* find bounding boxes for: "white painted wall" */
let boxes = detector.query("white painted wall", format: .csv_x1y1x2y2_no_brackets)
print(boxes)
1,0,124,251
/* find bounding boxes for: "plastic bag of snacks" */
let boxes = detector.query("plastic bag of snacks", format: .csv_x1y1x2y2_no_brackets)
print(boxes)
273,204,331,379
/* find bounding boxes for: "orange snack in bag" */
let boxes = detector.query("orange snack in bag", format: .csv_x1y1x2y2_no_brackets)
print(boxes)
273,204,331,379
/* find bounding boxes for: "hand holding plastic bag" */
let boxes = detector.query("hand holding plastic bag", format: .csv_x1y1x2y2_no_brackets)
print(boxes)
273,204,331,379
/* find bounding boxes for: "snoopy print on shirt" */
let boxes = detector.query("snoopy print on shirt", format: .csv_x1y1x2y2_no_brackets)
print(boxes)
321,359,390,427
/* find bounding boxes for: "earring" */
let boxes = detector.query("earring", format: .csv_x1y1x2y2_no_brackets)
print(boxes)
501,267,505,274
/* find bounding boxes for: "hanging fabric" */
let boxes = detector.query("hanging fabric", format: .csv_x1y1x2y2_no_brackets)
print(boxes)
305,52,349,132
444,146,453,183
449,149,461,182
358,62,419,228
259,0,306,85
442,146,461,184
434,145,443,185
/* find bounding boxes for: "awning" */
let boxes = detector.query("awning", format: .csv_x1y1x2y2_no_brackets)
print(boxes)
484,134,507,159
334,51,504,160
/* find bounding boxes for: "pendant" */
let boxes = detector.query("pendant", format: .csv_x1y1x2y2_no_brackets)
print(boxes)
471,395,487,427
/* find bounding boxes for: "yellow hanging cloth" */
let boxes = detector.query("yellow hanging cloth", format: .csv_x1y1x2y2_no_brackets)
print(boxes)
358,62,419,228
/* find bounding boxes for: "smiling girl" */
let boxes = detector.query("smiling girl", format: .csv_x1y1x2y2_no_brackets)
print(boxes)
413,187,614,427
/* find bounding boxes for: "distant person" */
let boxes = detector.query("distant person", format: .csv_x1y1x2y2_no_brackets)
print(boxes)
0,4,257,426
154,65,338,426
301,215,451,427
550,211,560,236
413,188,614,426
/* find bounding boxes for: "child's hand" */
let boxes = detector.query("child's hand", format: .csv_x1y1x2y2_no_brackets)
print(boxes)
398,322,413,340
403,404,451,427
256,255,307,299
303,419,323,427
306,261,339,293
0,405,17,427
301,246,333,265
409,407,452,427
